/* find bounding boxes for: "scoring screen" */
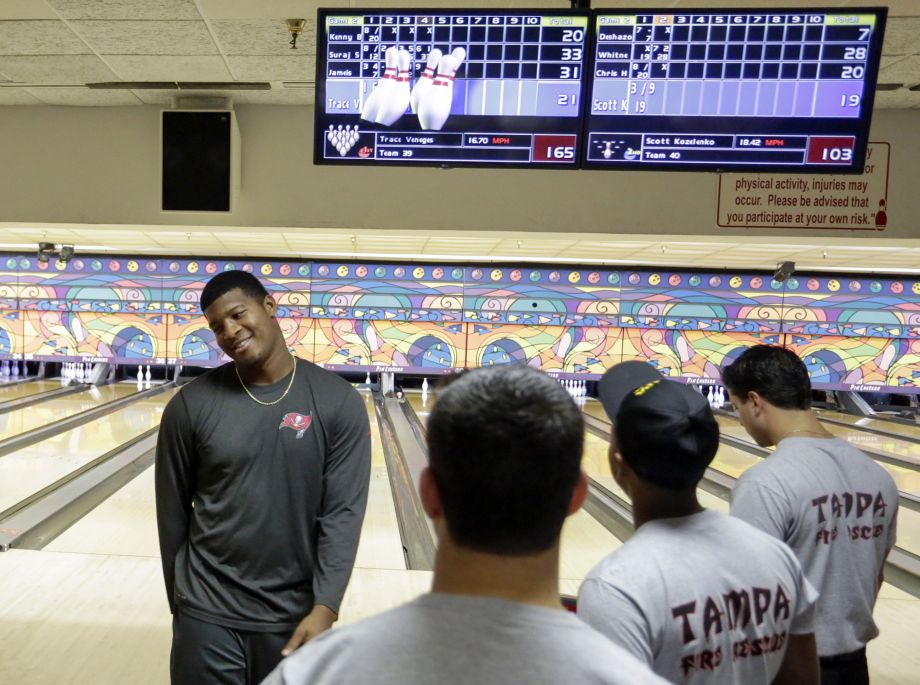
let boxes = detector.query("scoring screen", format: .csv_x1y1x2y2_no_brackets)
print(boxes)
583,9,887,173
315,10,589,167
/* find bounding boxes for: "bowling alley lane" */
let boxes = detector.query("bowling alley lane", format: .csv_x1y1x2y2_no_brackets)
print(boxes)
405,391,623,581
0,379,58,403
0,388,178,514
0,382,141,442
819,409,920,443
716,415,920,497
46,389,408,571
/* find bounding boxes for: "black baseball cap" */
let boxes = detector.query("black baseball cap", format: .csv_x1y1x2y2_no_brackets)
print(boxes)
598,361,719,491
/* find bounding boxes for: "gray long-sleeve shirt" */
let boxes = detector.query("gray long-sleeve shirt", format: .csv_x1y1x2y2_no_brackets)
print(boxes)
155,359,371,632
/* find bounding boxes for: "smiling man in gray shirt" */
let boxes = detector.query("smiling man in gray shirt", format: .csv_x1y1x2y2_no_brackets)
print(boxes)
156,270,371,685
723,345,899,685
263,366,666,685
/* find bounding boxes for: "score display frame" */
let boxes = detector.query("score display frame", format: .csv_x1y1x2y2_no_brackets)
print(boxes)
314,8,590,168
581,7,887,174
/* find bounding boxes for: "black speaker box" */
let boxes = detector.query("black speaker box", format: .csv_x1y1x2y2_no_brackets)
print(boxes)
161,110,238,212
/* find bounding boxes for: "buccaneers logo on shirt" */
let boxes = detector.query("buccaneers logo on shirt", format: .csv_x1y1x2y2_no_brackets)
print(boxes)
279,412,312,439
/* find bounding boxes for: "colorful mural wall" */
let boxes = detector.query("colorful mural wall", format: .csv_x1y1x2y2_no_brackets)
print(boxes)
0,253,918,393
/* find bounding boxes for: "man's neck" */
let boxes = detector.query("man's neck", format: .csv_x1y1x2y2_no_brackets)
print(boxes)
769,408,832,445
631,488,703,529
237,343,294,385
430,540,563,610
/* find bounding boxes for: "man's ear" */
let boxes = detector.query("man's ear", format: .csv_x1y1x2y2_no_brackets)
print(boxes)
264,293,277,317
567,470,588,516
419,467,443,520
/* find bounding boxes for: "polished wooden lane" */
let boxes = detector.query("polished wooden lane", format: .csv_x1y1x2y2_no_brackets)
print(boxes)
0,379,57,402
0,382,140,442
0,389,178,513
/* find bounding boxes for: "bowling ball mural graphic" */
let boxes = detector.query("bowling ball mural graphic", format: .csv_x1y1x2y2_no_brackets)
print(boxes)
112,326,155,360
168,261,180,273
729,276,742,289
188,262,200,274
807,278,820,291
891,282,903,294
568,271,581,284
848,280,861,292
317,265,330,277
375,266,387,278
179,330,215,361
205,262,218,274
530,271,541,282
648,273,661,286
827,279,840,292
749,276,762,288
509,269,522,282
337,265,349,277
627,273,641,285
708,276,722,287
355,265,367,278
480,339,525,367
668,274,682,287
471,268,484,280
408,335,454,370
261,263,274,276
490,269,503,281
432,267,444,279
587,272,601,284
298,264,310,276
109,260,121,272
127,260,139,273
414,267,426,279
913,282,920,295
451,268,464,280
393,266,406,278
548,271,561,283
607,273,620,285
869,281,882,293
802,349,845,385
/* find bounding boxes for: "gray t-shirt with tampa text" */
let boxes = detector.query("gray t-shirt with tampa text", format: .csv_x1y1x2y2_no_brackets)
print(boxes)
261,593,668,685
731,436,898,657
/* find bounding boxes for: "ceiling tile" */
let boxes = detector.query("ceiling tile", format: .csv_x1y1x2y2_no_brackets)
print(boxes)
0,20,90,55
46,0,202,21
226,87,312,105
226,55,313,81
882,17,920,56
106,55,231,81
69,20,217,55
879,55,920,86
24,86,142,105
0,55,117,83
0,86,45,104
211,20,316,56
0,1,59,20
874,89,920,109
196,1,346,21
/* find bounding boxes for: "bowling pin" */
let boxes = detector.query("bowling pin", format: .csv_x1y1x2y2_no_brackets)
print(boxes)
145,364,152,382
137,365,144,382
376,48,412,126
422,377,429,392
417,53,457,131
707,386,714,407
449,46,466,79
365,372,371,385
410,48,442,114
10,360,19,378
0,360,8,378
361,46,399,123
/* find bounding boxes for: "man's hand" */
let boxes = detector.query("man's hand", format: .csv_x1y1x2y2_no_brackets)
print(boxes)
281,604,337,656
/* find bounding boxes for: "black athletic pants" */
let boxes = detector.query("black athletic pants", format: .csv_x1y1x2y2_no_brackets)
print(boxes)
170,610,290,685
819,647,869,685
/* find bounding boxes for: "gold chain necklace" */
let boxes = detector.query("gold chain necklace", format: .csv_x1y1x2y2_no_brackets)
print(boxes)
235,355,297,406
784,428,831,439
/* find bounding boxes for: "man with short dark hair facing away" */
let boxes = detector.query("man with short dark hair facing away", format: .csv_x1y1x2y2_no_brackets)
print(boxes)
263,365,666,685
723,345,899,685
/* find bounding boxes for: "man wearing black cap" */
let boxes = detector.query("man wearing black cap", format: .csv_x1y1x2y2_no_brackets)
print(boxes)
578,361,820,684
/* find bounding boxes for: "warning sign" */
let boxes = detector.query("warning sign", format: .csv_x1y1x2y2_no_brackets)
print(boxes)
717,142,889,230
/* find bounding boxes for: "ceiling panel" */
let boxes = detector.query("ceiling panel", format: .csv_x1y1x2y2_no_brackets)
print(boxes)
0,20,90,55
106,54,231,81
69,20,217,55
0,86,45,104
211,20,314,56
225,55,312,82
0,55,116,83
878,55,920,87
24,85,142,104
46,0,203,21
0,1,59,20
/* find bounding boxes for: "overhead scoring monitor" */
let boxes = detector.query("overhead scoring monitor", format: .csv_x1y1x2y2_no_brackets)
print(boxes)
315,9,590,167
583,8,887,173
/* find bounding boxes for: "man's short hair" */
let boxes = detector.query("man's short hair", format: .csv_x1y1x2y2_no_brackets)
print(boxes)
200,270,269,312
598,361,719,491
427,365,584,556
721,345,811,410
